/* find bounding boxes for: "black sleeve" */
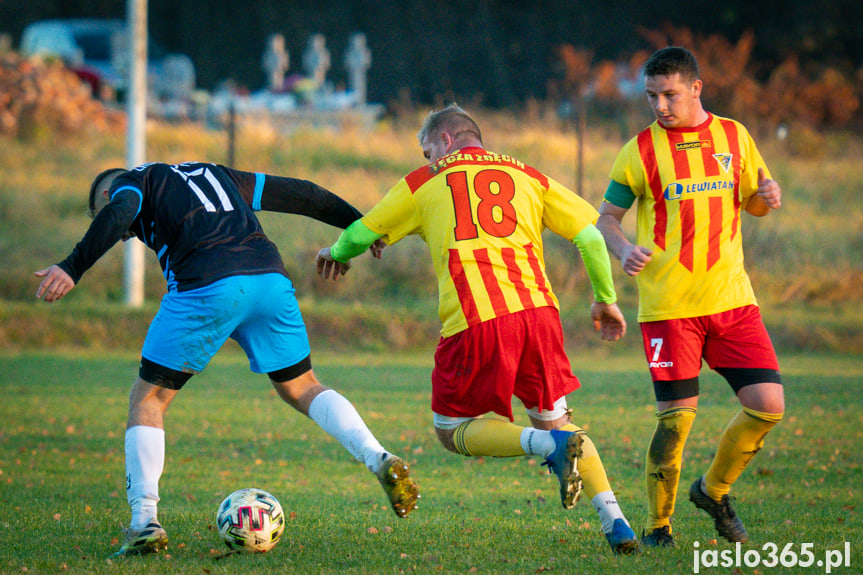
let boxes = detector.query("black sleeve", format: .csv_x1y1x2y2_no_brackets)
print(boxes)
260,174,363,229
57,189,141,283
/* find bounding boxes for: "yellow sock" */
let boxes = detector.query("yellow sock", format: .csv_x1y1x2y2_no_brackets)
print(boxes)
560,423,611,499
453,418,525,457
703,407,783,501
645,407,697,532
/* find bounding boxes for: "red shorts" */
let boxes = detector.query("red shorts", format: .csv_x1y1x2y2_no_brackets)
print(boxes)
431,307,580,420
640,305,780,382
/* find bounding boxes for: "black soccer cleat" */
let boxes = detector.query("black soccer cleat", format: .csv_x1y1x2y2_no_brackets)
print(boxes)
689,477,749,543
641,525,675,547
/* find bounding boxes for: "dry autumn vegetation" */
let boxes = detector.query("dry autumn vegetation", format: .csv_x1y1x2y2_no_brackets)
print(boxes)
0,44,861,356
0,52,125,139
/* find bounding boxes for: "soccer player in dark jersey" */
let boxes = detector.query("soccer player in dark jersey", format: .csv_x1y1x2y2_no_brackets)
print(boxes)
34,162,419,556
597,47,784,547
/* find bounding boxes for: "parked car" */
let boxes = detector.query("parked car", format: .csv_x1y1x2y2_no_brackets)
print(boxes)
20,18,195,102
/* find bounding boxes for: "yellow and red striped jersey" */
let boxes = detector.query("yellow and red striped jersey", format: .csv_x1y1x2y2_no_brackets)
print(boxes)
362,146,598,337
607,113,768,321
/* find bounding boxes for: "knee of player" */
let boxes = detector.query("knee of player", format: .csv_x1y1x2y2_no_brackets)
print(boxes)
434,427,459,453
768,399,785,417
743,405,785,424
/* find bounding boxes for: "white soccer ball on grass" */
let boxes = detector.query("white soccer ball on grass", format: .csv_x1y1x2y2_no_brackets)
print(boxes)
216,488,285,552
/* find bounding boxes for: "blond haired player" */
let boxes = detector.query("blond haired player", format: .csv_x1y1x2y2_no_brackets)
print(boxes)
317,104,639,555
596,47,784,547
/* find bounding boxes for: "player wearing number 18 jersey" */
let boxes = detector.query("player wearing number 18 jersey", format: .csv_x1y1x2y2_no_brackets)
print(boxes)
366,144,595,338
597,47,785,547
34,162,420,556
317,104,640,554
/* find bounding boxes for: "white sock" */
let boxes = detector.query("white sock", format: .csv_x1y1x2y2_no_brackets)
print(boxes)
125,425,164,530
520,428,556,457
591,490,628,533
307,389,387,472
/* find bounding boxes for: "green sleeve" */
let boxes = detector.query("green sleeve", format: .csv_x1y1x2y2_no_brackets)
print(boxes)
330,219,384,262
604,180,636,209
572,224,617,304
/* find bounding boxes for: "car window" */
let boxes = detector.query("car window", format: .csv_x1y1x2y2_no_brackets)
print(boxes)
73,31,113,61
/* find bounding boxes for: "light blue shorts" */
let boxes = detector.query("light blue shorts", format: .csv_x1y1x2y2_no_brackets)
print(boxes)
141,273,310,375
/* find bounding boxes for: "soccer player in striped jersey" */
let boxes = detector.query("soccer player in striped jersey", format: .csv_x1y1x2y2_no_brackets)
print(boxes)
34,162,419,556
596,47,785,547
317,104,640,555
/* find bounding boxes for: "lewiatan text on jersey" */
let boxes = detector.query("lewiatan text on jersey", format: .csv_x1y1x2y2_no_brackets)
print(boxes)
664,179,735,201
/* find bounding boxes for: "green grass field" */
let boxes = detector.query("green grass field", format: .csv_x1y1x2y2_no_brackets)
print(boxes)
1,109,861,574
1,351,860,574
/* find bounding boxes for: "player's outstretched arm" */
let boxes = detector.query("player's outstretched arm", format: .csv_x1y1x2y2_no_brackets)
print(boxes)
571,225,627,341
254,173,364,229
34,265,76,303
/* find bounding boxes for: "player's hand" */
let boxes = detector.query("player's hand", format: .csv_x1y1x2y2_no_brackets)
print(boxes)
369,239,386,260
756,167,782,209
621,244,652,277
316,247,351,280
591,301,626,341
34,265,75,302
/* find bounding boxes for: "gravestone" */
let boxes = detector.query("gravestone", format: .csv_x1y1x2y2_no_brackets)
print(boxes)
262,33,289,92
344,32,371,106
302,34,330,89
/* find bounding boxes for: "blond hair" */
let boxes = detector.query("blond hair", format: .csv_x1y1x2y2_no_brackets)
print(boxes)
417,103,483,146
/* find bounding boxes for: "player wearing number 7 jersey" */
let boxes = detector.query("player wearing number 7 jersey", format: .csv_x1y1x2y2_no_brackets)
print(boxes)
317,104,639,555
34,162,420,557
596,47,785,547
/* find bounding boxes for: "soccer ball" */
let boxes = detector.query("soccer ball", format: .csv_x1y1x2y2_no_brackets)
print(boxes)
216,488,285,552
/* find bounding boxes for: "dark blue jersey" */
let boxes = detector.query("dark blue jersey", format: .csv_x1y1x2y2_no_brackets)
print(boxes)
59,162,362,292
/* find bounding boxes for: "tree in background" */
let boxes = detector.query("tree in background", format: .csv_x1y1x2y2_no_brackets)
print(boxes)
555,25,862,147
